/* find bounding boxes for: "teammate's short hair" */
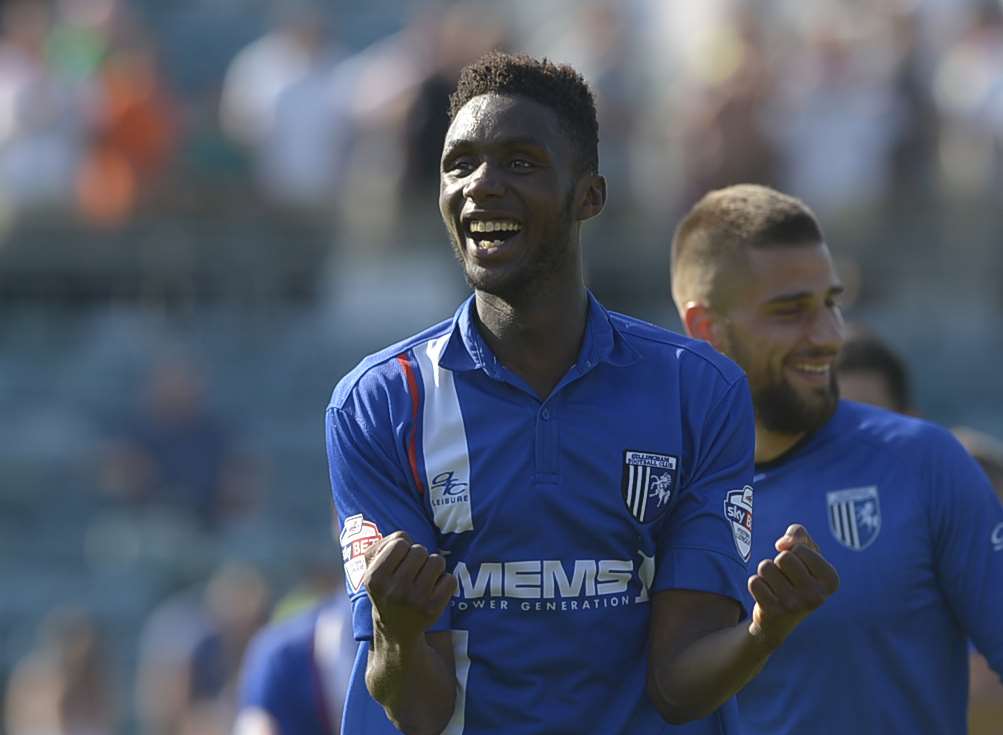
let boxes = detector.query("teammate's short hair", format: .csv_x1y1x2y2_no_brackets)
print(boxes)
835,333,913,414
671,184,824,310
449,51,599,175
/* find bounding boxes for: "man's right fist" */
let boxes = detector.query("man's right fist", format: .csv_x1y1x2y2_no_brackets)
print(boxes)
362,531,457,642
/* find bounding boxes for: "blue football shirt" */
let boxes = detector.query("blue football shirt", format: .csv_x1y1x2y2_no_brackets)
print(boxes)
737,400,1003,734
238,599,355,735
326,293,756,734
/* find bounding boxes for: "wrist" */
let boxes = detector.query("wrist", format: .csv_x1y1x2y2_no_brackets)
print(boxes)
372,613,426,656
746,618,784,654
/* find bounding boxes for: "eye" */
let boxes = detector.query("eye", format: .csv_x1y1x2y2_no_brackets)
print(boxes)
771,306,804,318
445,157,475,175
509,158,534,170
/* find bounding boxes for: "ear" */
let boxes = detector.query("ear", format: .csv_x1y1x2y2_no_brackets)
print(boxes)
681,301,725,349
576,174,606,221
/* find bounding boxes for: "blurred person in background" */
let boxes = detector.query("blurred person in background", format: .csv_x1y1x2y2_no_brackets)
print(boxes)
0,0,86,217
833,329,915,414
233,511,355,735
671,183,1003,735
135,561,271,735
394,5,509,238
100,356,259,531
220,1,348,217
233,584,355,735
4,607,117,735
954,426,1003,501
73,0,178,228
676,6,779,207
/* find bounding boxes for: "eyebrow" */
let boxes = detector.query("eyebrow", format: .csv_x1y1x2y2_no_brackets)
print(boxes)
443,136,550,154
764,284,845,306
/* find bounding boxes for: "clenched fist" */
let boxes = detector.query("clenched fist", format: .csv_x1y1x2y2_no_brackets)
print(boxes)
362,531,458,644
748,524,839,650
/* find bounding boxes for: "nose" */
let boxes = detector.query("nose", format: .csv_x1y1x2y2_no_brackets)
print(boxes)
463,161,504,201
808,304,845,352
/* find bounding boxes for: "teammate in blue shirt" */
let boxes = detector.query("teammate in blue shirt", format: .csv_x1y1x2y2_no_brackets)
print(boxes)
235,597,355,735
671,183,1003,734
326,54,838,734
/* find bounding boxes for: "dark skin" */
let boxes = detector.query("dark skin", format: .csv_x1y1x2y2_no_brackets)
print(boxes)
363,93,840,733
438,93,605,398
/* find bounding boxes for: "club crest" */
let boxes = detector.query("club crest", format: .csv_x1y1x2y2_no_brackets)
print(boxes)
724,485,754,562
622,450,678,523
827,486,881,551
340,514,383,593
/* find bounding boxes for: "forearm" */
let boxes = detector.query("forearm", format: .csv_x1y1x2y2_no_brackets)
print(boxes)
366,627,456,735
648,620,773,724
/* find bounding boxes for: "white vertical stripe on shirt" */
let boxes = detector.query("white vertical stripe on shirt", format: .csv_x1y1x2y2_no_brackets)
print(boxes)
442,629,471,734
415,334,474,534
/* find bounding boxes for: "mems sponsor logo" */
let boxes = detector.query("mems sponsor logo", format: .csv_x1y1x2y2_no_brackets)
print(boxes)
992,522,1003,552
450,557,651,613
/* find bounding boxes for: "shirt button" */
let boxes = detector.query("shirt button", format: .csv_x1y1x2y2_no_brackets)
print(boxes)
541,408,551,420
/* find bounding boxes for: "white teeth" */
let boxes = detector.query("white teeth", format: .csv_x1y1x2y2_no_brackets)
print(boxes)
792,363,829,374
477,239,504,250
469,220,521,233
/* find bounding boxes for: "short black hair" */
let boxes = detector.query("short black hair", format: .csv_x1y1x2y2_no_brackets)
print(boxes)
834,333,912,413
671,184,825,309
448,51,599,174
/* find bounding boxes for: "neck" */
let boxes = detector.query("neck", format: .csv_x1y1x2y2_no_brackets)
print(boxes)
754,423,806,464
474,274,588,400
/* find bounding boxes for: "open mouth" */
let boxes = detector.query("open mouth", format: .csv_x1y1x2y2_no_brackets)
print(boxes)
464,219,523,250
786,360,833,385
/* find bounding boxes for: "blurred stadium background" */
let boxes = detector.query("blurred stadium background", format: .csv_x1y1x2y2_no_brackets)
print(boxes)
0,0,1000,732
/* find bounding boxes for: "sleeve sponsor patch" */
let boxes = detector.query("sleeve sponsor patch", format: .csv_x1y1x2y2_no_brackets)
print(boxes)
340,514,383,593
724,485,754,562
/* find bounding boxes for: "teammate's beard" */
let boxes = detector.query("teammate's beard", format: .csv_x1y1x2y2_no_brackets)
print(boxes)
752,370,839,435
723,328,839,435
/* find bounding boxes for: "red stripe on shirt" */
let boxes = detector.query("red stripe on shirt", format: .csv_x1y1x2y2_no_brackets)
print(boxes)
396,353,425,495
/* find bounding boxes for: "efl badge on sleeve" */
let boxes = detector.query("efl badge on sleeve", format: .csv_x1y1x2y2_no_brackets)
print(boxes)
827,486,880,551
340,514,383,593
724,485,754,562
622,450,678,523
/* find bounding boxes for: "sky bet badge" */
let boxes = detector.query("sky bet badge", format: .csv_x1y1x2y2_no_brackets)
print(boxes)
340,514,383,593
622,450,678,523
724,485,754,562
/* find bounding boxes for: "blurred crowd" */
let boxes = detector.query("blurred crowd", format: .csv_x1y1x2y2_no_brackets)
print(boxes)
0,0,999,301
1,0,1002,733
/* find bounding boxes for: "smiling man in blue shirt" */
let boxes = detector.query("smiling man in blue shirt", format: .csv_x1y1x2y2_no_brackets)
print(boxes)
672,183,1003,734
327,55,838,735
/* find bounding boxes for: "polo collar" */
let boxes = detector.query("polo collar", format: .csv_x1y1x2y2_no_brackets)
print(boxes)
437,292,641,374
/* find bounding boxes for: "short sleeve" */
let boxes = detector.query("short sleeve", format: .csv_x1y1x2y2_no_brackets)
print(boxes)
653,377,755,617
327,399,451,641
927,430,1003,676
